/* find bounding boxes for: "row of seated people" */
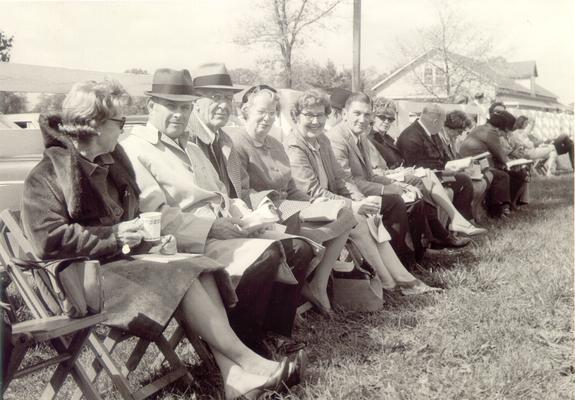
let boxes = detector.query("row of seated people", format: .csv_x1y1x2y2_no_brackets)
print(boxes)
20,64,538,399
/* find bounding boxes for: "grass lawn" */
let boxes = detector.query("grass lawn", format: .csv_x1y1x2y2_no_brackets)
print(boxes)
4,174,574,399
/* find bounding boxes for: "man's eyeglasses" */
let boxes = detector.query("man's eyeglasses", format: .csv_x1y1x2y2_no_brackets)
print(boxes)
377,115,395,123
301,112,326,121
109,117,126,130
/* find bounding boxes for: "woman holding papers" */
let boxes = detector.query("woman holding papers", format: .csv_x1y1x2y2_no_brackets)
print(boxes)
511,116,559,176
230,85,357,315
287,90,440,296
459,111,524,216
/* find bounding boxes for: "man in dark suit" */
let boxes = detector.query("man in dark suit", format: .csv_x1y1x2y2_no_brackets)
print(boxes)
396,104,475,223
326,93,469,261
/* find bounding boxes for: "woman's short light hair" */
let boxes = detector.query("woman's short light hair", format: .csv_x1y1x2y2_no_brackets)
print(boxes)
293,90,331,118
240,87,280,120
60,80,131,138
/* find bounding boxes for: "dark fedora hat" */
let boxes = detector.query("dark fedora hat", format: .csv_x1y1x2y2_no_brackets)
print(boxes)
192,63,243,92
145,68,198,102
329,87,352,110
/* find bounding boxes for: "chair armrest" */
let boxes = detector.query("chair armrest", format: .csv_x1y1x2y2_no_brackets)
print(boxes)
11,312,107,342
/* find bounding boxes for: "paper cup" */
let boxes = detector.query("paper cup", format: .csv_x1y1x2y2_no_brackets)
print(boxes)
140,212,162,242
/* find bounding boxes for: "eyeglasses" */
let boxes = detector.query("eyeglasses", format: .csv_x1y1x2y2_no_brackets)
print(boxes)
377,115,395,123
109,117,126,130
301,112,326,121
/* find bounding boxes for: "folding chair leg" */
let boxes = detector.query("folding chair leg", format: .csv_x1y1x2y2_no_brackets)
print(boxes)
125,338,151,373
41,328,98,400
151,326,184,370
154,335,193,385
70,330,133,400
82,334,135,400
3,341,29,391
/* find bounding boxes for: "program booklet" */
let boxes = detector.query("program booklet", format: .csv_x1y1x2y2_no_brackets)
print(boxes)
299,199,347,222
506,158,534,169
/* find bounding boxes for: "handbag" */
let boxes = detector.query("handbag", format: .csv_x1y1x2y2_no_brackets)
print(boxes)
13,257,103,318
331,246,383,312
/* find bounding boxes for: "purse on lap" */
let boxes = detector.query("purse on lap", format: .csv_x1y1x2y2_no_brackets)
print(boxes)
13,257,103,318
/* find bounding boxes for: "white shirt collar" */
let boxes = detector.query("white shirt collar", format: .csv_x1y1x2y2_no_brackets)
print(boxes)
193,111,217,145
417,119,434,137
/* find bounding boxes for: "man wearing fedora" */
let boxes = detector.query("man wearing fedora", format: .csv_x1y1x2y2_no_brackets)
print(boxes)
188,63,249,203
120,68,313,357
187,63,316,353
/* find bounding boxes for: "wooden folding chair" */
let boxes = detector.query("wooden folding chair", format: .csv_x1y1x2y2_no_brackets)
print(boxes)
3,313,106,399
0,209,205,400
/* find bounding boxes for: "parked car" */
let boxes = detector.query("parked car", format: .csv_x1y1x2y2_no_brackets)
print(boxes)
0,115,148,210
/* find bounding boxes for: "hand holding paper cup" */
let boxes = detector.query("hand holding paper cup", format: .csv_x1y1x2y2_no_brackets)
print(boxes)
140,212,162,242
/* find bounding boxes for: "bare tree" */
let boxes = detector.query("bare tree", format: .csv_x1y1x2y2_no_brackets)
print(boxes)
235,0,345,88
394,1,499,102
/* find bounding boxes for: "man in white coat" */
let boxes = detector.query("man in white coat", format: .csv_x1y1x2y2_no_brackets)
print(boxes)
121,68,313,355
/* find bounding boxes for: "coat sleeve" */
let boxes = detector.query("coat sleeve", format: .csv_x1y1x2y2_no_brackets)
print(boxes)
484,133,508,166
328,133,385,196
287,143,352,205
127,148,216,254
21,170,119,260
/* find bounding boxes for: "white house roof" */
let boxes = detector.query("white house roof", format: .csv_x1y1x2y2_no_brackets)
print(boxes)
370,49,558,102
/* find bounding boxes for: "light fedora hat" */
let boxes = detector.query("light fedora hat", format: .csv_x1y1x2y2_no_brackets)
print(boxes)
144,68,198,102
192,63,243,92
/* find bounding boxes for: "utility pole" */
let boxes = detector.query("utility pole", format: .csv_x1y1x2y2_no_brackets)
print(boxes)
352,0,361,91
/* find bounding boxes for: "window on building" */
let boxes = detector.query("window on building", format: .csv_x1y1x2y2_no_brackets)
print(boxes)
424,67,433,85
435,67,446,87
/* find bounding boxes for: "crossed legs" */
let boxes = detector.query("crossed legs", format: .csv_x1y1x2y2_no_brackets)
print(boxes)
178,273,280,399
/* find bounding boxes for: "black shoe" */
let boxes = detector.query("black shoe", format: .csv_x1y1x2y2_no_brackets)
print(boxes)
431,234,470,249
265,334,307,356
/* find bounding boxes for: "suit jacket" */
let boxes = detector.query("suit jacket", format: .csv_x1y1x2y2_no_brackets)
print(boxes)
287,128,363,205
396,119,452,170
325,122,393,197
189,111,250,204
368,130,404,169
459,124,508,169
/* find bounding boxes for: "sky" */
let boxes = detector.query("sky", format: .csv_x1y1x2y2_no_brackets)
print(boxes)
0,0,573,103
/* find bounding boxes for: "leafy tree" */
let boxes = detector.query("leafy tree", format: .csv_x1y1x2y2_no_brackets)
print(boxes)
124,68,148,75
0,30,14,62
229,67,261,86
0,92,27,114
236,0,344,88
125,97,149,115
32,94,66,113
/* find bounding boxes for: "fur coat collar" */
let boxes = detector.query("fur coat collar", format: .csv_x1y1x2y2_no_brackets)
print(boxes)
38,113,140,221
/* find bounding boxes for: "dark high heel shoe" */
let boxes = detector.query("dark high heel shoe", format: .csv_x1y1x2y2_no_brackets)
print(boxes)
284,349,307,388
